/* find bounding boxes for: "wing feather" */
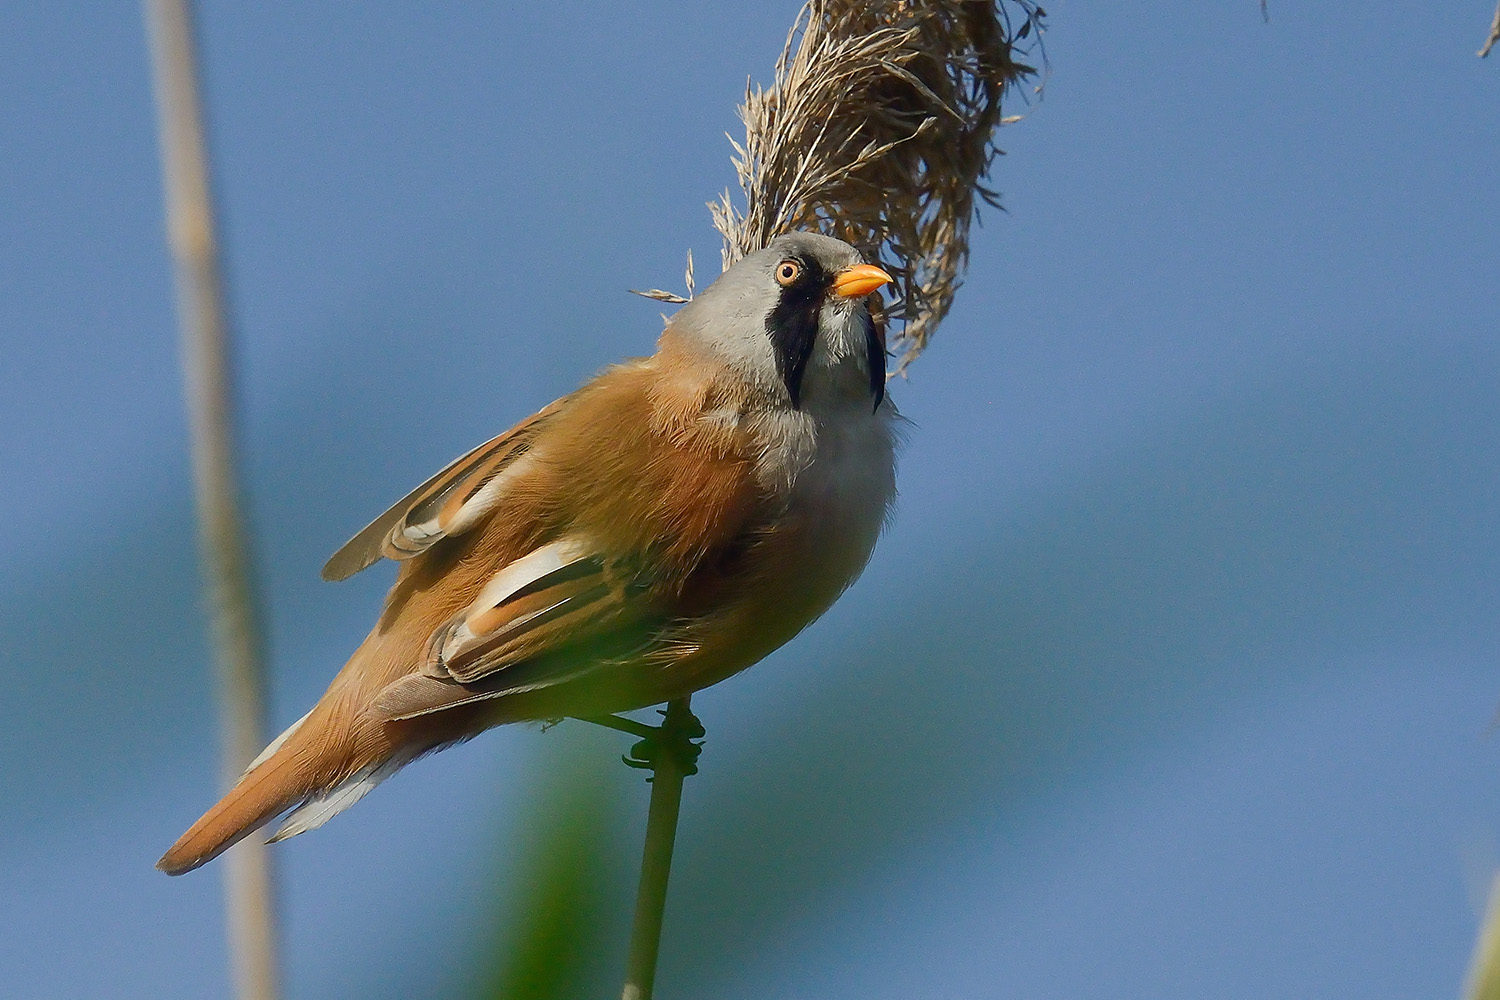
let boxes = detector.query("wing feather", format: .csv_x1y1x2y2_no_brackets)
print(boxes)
321,397,567,581
374,537,660,720
362,360,774,721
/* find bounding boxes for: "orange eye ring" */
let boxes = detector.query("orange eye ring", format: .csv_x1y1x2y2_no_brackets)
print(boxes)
774,259,802,287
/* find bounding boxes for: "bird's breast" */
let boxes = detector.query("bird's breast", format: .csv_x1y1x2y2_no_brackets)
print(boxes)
773,403,898,604
658,402,898,697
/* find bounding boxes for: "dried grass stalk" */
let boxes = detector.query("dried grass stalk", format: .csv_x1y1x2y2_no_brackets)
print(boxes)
1481,0,1500,58
1465,869,1500,1000
143,2,279,998
711,0,1045,371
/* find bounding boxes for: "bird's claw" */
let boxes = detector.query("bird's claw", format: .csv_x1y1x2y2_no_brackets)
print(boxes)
620,707,705,780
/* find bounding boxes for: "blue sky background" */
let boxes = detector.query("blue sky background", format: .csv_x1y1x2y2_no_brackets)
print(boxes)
2,2,1499,997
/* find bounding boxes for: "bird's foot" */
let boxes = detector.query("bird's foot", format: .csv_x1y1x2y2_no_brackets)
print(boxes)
622,705,705,779
578,702,705,780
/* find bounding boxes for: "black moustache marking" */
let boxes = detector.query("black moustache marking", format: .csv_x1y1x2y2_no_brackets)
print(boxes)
766,254,826,408
861,309,886,412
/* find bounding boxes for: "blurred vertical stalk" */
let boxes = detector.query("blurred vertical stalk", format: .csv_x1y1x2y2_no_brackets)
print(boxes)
621,697,695,1000
142,3,280,1000
1465,870,1500,1000
1481,1,1500,58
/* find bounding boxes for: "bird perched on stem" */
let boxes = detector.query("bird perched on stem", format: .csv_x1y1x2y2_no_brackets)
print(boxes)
159,232,898,875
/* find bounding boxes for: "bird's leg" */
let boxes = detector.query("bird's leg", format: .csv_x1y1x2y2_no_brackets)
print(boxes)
576,713,658,740
575,703,706,779
623,702,706,779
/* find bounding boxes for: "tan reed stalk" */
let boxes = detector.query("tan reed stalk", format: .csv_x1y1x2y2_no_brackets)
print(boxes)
142,3,280,999
1481,1,1500,57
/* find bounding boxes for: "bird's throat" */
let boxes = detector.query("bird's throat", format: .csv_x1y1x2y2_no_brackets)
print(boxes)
766,289,821,409
861,309,886,411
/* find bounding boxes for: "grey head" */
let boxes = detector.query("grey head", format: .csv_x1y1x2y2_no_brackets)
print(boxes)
669,232,892,412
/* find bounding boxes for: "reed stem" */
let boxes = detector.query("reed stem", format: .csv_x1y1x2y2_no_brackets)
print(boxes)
143,3,280,998
620,698,698,1000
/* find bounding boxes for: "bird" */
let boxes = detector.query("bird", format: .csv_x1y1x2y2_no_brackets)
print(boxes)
158,231,900,875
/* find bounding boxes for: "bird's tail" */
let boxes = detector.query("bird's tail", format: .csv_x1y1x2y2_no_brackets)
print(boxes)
156,699,397,876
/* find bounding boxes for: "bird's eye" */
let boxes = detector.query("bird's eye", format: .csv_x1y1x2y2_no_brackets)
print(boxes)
775,260,802,286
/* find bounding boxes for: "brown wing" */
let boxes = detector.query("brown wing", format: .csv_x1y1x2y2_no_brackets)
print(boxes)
321,396,569,581
372,536,664,719
366,353,773,719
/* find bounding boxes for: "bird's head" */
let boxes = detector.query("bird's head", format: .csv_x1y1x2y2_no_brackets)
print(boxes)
669,232,894,412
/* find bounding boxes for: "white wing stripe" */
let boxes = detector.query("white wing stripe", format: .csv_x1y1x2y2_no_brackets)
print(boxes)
442,458,534,539
467,537,593,624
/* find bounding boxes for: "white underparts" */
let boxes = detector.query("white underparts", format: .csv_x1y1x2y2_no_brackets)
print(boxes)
265,755,410,844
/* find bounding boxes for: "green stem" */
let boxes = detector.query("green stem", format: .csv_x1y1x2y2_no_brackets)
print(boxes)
620,697,696,1000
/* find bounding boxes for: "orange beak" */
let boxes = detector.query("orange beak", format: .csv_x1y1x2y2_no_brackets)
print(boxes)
832,263,894,300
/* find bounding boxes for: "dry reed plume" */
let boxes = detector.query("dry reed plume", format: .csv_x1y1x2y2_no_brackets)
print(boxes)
710,0,1045,371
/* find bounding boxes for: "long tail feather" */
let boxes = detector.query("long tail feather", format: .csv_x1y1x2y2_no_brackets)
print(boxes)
157,738,323,876
160,604,480,874
265,756,408,844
